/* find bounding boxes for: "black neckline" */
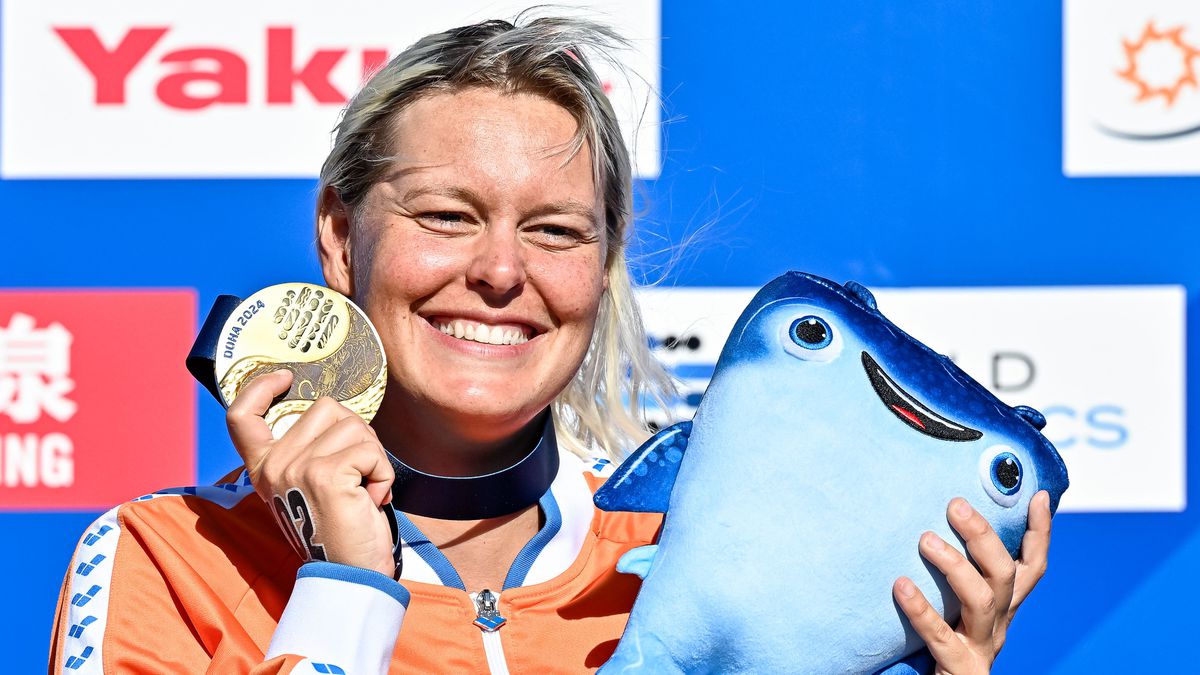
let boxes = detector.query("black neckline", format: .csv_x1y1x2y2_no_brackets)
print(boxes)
385,414,560,520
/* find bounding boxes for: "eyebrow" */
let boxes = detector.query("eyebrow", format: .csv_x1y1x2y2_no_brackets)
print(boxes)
400,184,485,209
399,184,598,226
526,199,599,226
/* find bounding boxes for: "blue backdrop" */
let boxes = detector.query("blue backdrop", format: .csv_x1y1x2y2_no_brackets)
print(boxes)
4,1,1197,671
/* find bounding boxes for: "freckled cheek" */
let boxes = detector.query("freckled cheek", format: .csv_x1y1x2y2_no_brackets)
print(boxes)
358,241,466,326
528,255,607,323
367,240,463,293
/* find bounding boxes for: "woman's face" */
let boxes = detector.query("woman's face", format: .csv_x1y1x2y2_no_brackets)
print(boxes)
320,88,607,447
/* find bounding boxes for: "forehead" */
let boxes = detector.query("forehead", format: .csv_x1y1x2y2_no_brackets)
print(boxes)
383,88,597,205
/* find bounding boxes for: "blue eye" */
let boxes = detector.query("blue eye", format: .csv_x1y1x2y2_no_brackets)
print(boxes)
790,316,832,350
990,452,1022,496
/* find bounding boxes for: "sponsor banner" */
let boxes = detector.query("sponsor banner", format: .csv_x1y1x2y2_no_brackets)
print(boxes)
1064,0,1200,175
637,285,1186,513
1,1,660,179
0,291,195,510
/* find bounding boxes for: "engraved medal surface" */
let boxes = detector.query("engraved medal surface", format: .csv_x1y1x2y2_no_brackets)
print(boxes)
212,283,386,438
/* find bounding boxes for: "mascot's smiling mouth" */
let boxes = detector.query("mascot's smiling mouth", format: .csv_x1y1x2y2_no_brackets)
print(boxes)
861,352,982,442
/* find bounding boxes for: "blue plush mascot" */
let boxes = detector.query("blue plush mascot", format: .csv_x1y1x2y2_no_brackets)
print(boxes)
595,272,1069,674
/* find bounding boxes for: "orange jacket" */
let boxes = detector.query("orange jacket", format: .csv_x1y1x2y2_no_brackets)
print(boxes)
49,452,661,674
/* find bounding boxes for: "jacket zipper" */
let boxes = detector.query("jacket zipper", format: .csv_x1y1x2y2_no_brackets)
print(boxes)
471,589,510,675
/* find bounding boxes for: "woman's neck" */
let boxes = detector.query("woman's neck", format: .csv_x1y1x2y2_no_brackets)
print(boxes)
372,394,547,477
406,503,544,593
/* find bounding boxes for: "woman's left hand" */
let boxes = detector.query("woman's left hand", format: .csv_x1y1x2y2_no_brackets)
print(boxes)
892,490,1053,674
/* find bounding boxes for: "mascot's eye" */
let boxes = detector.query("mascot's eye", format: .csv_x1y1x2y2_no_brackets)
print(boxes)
790,316,832,350
991,453,1022,494
781,312,842,362
979,446,1024,507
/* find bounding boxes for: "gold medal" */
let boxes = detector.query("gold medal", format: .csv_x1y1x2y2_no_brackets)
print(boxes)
211,283,386,438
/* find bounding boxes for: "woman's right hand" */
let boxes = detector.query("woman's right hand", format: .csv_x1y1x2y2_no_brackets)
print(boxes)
226,369,397,577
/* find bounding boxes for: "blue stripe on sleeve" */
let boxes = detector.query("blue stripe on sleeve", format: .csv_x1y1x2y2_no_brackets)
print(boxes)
297,561,411,607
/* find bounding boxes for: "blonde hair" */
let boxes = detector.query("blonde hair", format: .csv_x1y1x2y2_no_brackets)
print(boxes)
318,15,676,460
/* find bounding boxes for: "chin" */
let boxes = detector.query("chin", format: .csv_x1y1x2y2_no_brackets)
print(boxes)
422,381,549,427
457,391,548,427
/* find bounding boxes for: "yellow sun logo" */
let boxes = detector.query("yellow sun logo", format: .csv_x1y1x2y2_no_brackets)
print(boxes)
1116,21,1200,107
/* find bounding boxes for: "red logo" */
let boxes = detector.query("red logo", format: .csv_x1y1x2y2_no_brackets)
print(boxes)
0,291,195,510
54,26,389,110
51,26,617,112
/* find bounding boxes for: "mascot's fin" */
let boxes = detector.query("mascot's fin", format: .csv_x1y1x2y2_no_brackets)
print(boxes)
616,545,659,579
593,421,692,513
1012,405,1048,431
872,648,934,675
844,280,879,310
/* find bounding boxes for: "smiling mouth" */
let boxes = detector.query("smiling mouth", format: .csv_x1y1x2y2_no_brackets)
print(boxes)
430,318,532,346
861,351,982,442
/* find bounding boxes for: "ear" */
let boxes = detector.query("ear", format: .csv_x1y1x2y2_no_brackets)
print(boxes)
317,187,354,296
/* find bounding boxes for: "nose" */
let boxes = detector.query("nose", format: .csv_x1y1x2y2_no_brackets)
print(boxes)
466,224,527,301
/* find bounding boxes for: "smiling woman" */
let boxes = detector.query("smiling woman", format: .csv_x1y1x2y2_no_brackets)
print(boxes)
49,14,1052,675
321,89,613,474
317,18,671,468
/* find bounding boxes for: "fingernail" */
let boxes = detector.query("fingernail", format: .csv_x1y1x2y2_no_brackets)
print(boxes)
897,578,917,598
953,498,972,518
924,532,945,551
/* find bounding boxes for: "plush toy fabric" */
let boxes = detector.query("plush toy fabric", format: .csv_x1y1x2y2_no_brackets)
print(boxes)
594,272,1069,674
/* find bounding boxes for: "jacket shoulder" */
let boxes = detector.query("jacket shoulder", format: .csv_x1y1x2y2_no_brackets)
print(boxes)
52,471,299,673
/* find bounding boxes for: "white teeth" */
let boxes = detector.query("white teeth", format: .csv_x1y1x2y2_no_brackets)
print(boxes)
434,319,529,346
